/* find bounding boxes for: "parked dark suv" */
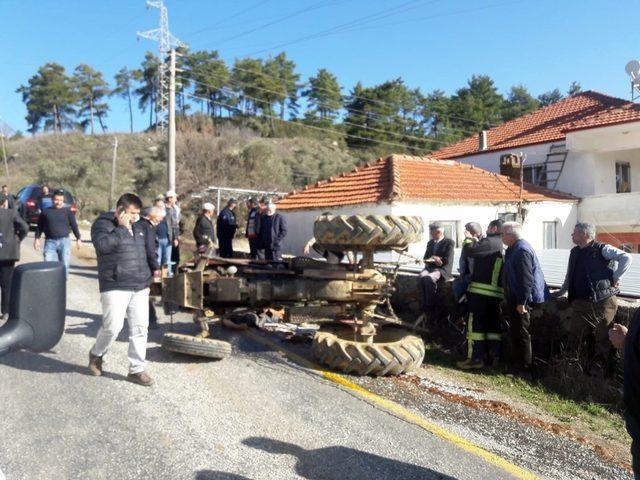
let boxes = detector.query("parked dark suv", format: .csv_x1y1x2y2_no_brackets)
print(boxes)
15,184,77,226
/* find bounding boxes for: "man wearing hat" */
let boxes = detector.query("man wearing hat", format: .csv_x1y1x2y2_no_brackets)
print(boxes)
0,192,28,320
420,222,455,322
194,203,216,252
217,198,237,258
258,202,287,261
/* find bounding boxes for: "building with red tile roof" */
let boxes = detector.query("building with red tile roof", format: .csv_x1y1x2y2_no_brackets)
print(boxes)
426,90,640,252
431,91,640,160
278,155,578,257
278,155,576,211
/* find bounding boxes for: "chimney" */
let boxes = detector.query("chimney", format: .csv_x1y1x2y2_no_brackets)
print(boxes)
479,130,488,151
499,153,522,180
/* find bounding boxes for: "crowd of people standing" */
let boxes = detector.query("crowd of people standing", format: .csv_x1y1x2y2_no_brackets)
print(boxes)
420,220,633,379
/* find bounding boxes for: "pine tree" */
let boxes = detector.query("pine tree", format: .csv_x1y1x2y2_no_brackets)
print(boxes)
111,67,140,133
74,64,110,134
303,68,342,123
537,89,563,107
16,63,77,134
185,50,230,117
502,85,539,121
449,75,505,130
567,81,582,96
134,51,160,129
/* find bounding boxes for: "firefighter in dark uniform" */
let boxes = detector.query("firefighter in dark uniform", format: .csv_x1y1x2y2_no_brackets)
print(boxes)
457,219,504,370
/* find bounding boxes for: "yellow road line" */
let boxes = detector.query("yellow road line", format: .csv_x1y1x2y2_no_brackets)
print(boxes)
243,329,540,480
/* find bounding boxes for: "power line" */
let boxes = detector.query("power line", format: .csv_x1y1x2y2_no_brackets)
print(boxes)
183,0,273,38
238,0,438,57
197,1,341,49
180,76,464,145
178,72,480,137
184,92,429,152
215,61,491,130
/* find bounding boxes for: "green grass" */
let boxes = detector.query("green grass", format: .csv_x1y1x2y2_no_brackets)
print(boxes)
423,345,627,442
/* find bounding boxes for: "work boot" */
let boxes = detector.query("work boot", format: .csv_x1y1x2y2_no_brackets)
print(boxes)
88,352,103,376
127,371,154,387
456,358,484,370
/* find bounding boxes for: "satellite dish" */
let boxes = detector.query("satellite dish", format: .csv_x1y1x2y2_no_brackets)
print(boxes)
626,60,640,79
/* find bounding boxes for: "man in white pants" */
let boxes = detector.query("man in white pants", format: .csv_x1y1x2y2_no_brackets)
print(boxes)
88,193,154,386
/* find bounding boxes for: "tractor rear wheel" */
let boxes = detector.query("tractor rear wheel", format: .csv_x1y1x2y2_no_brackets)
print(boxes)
312,325,425,376
313,215,424,249
162,333,232,359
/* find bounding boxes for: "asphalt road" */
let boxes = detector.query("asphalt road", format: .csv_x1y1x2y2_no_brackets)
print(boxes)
0,241,624,480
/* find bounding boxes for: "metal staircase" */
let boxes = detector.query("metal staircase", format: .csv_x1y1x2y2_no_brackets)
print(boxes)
542,142,568,190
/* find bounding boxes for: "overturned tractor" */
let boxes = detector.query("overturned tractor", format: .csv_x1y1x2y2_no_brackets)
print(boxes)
161,214,426,376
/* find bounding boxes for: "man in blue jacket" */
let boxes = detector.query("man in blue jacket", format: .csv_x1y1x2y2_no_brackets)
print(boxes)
502,221,547,375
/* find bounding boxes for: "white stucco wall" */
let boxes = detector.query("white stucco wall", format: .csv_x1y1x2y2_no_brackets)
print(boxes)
278,199,577,257
279,203,393,257
454,142,553,173
579,192,640,231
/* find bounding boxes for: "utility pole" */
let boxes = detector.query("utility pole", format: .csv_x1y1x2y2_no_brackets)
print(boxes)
137,0,186,134
168,49,176,192
0,134,8,179
109,136,118,210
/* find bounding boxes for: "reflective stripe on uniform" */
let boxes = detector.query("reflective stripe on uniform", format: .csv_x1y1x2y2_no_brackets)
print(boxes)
469,257,504,299
467,314,474,360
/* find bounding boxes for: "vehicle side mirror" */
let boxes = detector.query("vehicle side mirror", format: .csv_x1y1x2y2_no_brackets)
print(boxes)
0,262,66,357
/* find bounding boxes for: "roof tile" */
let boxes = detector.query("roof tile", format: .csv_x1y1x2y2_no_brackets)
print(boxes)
277,155,577,210
431,91,637,159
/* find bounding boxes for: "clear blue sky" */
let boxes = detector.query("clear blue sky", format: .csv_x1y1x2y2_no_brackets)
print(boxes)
1,0,639,133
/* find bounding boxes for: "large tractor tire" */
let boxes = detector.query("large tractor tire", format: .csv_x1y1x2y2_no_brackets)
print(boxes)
312,325,425,376
162,333,232,359
313,215,423,249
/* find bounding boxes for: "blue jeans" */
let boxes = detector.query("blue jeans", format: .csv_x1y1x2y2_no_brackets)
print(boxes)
44,237,71,279
157,238,172,275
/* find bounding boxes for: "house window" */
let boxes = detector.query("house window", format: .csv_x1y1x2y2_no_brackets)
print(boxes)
433,221,458,246
523,164,547,187
616,162,631,193
543,221,557,249
498,212,517,223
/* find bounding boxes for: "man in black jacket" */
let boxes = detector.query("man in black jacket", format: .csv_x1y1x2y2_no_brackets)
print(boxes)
217,198,237,258
193,203,215,252
34,189,82,279
258,202,287,261
0,193,28,321
610,320,640,479
88,193,154,386
420,223,455,319
457,219,504,370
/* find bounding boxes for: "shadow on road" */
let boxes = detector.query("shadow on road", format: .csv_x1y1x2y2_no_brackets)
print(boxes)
0,350,128,382
242,436,458,480
195,471,253,480
69,270,99,280
146,345,220,364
